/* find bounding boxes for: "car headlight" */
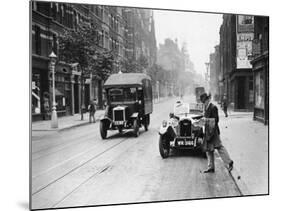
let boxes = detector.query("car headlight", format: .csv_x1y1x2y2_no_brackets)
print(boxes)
162,120,168,127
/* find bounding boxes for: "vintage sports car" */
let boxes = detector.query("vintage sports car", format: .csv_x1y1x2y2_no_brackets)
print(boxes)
158,100,206,158
100,73,153,139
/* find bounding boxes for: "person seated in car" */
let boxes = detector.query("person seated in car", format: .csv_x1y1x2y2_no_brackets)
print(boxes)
169,112,179,128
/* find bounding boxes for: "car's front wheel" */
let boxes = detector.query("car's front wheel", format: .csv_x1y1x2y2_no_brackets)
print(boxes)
100,121,107,139
159,135,170,158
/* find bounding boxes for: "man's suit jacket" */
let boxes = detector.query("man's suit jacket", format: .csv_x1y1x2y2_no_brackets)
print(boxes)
204,102,220,135
203,102,222,151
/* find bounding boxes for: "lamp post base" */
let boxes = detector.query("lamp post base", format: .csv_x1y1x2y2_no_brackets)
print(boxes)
51,110,58,128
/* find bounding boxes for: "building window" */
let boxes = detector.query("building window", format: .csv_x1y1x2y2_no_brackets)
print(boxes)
53,33,58,54
52,3,57,20
32,2,37,10
32,74,41,114
35,26,41,55
255,71,264,109
105,31,109,50
101,30,105,47
249,76,254,103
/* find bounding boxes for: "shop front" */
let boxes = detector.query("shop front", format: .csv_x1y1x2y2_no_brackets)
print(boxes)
32,56,50,121
32,58,81,121
251,52,269,125
230,70,254,111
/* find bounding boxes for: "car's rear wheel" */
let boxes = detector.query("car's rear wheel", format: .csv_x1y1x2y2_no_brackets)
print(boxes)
159,135,170,158
133,118,139,137
100,121,107,139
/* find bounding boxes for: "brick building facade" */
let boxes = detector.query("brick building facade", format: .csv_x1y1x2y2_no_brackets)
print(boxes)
31,1,157,121
219,14,254,111
218,14,269,117
251,16,269,125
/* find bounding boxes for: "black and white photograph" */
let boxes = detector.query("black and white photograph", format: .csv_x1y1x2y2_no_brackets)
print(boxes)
28,0,271,210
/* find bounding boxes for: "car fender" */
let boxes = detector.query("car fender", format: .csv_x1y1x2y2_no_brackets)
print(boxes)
159,125,169,135
159,124,176,139
100,117,112,127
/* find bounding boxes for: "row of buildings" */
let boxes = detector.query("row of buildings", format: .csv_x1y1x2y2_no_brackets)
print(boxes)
31,1,157,121
209,14,269,124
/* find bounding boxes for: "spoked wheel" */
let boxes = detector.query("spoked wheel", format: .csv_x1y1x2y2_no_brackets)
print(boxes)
133,118,140,137
100,121,107,139
159,135,170,158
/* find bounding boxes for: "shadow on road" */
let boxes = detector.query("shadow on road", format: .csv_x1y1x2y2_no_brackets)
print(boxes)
105,129,146,140
168,149,206,159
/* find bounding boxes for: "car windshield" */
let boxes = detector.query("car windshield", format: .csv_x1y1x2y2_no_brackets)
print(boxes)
174,102,203,116
174,102,190,116
108,87,137,103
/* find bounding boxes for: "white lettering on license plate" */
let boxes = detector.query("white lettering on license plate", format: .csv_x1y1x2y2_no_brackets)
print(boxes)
185,141,193,145
178,140,193,146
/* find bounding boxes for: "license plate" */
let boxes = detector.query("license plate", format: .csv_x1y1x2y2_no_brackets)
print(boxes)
185,140,193,145
178,140,193,146
114,121,124,125
178,141,184,145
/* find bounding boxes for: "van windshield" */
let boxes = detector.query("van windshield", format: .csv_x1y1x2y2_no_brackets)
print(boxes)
108,88,137,103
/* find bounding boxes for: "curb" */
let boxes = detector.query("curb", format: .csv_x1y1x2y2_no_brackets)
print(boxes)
228,167,251,196
214,151,251,196
32,114,104,132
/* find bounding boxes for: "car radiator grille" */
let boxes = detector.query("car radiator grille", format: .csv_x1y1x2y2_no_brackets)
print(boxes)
179,120,192,136
114,110,124,121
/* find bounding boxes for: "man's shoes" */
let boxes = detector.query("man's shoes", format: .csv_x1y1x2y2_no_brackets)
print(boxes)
203,168,215,173
228,161,234,172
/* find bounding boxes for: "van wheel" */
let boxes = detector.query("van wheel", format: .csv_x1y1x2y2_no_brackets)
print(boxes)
100,121,107,139
133,119,139,137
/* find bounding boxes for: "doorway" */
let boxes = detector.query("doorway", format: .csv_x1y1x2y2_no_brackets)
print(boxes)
74,83,79,113
237,77,246,109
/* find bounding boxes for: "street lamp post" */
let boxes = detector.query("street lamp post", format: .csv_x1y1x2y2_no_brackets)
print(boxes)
49,51,58,128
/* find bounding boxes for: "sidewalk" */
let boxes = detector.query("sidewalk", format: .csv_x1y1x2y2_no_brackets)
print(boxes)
32,110,105,132
32,97,172,132
217,105,269,195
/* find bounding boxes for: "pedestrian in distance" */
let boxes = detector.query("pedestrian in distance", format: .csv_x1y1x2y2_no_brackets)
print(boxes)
200,93,234,173
88,99,97,123
222,95,228,117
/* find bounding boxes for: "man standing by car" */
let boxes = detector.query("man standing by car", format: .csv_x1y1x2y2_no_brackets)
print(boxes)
200,93,233,173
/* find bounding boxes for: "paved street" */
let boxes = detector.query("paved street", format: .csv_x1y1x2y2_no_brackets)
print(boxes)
31,97,242,210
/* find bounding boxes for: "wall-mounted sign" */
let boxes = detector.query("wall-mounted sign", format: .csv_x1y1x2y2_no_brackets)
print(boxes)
252,39,261,56
32,81,36,90
237,33,254,42
237,40,253,69
236,15,254,69
237,15,254,33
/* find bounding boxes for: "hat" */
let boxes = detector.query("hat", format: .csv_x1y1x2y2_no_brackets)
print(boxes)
200,92,211,103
